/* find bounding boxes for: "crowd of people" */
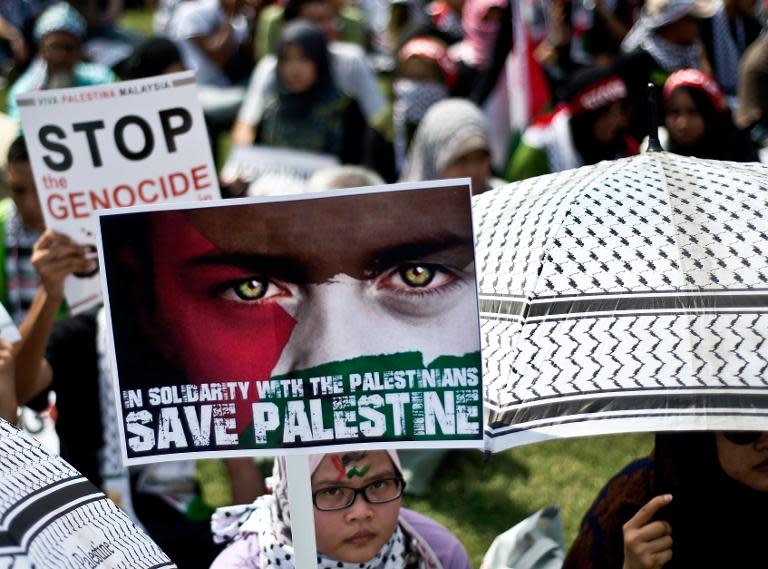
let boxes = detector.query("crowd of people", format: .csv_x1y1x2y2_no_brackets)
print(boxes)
4,0,767,190
0,0,767,567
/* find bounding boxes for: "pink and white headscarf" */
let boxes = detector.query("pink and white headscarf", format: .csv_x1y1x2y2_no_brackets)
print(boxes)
451,0,507,67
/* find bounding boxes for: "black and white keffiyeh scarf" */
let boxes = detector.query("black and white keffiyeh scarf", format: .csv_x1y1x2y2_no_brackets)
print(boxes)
245,495,409,569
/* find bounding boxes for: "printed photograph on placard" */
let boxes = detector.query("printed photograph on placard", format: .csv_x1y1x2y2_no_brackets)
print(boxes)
99,181,482,464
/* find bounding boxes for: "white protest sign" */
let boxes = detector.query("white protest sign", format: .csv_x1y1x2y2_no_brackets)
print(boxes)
221,145,338,196
18,71,221,314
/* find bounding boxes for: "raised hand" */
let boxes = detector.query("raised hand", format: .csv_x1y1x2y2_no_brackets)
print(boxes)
622,494,674,569
31,230,94,299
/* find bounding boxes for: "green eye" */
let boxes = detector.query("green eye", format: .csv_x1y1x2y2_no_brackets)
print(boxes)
234,278,268,300
399,264,435,287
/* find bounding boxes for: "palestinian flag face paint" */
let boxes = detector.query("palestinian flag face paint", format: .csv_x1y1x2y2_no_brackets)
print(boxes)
109,184,481,456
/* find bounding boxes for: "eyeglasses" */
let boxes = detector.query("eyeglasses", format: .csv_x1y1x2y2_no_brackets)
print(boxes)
722,431,764,445
312,477,406,511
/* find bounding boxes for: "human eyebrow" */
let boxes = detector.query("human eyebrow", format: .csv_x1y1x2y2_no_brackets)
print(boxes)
183,253,308,283
368,236,474,273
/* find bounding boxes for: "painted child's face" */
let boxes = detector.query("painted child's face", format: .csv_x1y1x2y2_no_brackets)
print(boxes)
146,187,478,385
312,451,401,562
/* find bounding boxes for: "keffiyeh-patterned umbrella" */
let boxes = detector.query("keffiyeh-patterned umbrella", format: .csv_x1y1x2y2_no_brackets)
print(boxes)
0,418,176,568
475,152,768,452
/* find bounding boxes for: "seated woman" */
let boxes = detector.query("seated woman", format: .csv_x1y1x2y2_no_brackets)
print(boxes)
211,449,472,569
507,67,636,181
401,98,502,195
563,431,768,568
659,68,757,161
231,20,366,164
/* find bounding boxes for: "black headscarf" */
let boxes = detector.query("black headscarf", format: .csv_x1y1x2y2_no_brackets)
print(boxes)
275,20,337,119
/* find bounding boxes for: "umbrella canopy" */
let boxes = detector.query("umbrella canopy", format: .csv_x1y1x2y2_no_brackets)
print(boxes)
476,152,768,452
0,418,176,568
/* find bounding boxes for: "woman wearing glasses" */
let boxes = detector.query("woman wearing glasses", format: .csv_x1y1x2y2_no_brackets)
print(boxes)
563,431,768,569
210,449,471,569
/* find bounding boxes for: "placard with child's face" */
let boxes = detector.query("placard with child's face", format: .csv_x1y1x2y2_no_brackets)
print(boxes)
98,180,483,464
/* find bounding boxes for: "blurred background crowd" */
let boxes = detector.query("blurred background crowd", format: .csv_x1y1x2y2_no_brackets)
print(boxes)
1,0,767,566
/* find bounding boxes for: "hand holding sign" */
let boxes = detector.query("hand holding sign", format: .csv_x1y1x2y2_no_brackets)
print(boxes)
622,494,673,569
32,229,94,299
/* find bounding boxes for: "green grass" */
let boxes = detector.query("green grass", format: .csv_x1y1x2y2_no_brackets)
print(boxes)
199,433,651,568
404,433,651,567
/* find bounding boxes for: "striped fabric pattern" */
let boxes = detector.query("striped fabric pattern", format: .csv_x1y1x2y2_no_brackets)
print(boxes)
0,419,177,568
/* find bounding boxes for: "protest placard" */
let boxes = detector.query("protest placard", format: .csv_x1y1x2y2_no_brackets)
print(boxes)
18,71,220,314
97,180,482,465
221,145,339,196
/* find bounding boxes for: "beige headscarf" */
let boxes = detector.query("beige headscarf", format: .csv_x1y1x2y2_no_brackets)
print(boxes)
401,98,491,183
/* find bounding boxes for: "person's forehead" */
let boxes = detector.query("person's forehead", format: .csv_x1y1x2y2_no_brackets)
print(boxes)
314,450,393,478
184,187,472,258
282,42,309,59
668,89,696,108
400,57,441,80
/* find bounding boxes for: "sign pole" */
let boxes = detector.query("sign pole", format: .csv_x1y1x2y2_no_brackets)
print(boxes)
285,454,318,568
